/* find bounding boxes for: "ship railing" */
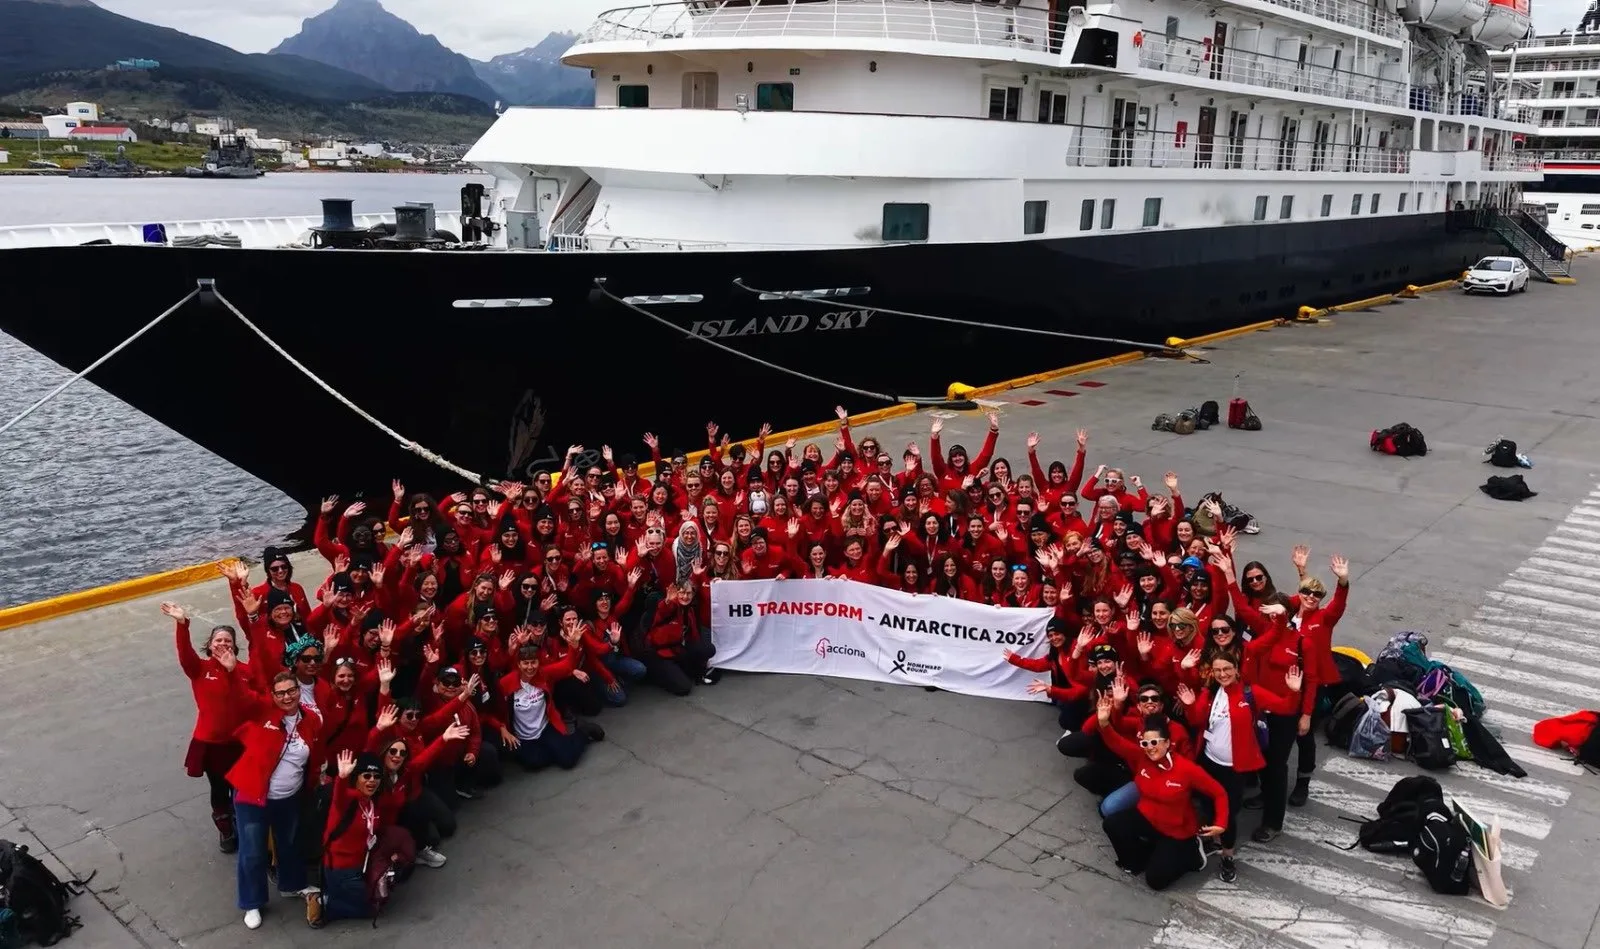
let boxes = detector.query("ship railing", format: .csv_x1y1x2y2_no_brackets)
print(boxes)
578,0,1064,56
1513,32,1600,48
1511,88,1600,99
1505,57,1600,72
1137,34,1407,108
1524,147,1600,159
545,233,867,252
0,211,463,250
1537,117,1600,127
1064,124,1410,174
1239,0,1407,40
1481,152,1545,171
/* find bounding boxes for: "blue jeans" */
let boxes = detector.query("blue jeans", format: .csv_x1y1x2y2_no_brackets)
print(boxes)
321,867,369,922
235,796,307,910
510,726,587,770
1099,781,1140,818
602,654,647,680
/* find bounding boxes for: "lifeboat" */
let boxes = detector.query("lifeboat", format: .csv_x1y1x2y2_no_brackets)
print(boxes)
1470,0,1533,47
1403,0,1489,33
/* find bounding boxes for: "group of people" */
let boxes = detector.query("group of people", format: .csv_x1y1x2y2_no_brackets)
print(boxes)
172,406,1351,929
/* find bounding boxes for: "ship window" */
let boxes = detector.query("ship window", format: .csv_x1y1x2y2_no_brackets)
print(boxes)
1037,89,1069,124
1279,196,1293,220
1100,199,1116,229
1165,16,1180,38
1398,192,1408,212
1545,203,1559,213
756,82,795,111
1080,199,1095,231
988,85,1022,121
1582,204,1600,214
1321,194,1333,217
1142,197,1161,227
882,203,929,242
1024,200,1048,234
1370,192,1381,213
617,84,650,108
1253,195,1268,221
1351,193,1362,215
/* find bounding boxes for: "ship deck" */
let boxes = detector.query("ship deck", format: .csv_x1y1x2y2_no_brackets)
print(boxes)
5,260,1600,948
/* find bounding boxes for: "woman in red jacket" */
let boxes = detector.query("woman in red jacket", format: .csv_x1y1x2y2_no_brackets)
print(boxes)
226,667,325,930
1177,652,1302,883
1096,694,1227,891
166,602,250,854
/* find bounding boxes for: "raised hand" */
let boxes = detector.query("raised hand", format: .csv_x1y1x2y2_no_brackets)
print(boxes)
1074,627,1094,655
1137,630,1154,657
392,479,405,502
160,601,187,622
1113,583,1134,608
335,553,351,574
1177,683,1196,706
759,422,773,439
443,721,471,742
370,563,386,586
1163,471,1178,491
239,590,261,615
464,673,482,696
602,445,614,464
376,704,398,730
422,643,440,665
499,570,515,591
1217,526,1236,550
378,619,396,647
1111,675,1130,706
930,418,943,437
1075,429,1088,449
321,495,340,515
706,421,719,440
642,432,658,449
346,501,367,519
1025,679,1051,695
1126,609,1141,632
1181,648,1202,670
1330,554,1350,580
1026,431,1040,450
1096,692,1114,722
378,658,396,685
337,749,357,779
1285,665,1304,692
986,411,1000,431
1292,544,1311,570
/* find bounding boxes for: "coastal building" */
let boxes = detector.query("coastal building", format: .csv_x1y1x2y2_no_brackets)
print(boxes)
68,126,138,143
40,115,79,138
0,121,47,140
0,149,8,164
65,102,99,122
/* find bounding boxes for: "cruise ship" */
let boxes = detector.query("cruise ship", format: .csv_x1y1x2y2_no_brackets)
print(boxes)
0,0,1569,522
1497,0,1600,246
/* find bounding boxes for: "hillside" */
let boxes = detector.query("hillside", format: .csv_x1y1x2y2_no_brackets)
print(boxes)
0,67,495,142
271,0,497,105
472,32,594,107
0,0,387,101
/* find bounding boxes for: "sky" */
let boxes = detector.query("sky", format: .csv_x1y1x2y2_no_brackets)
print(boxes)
90,0,1598,59
94,0,617,59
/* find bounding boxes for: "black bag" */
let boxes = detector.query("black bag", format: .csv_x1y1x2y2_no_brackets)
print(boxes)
1198,400,1220,427
1486,438,1518,468
1405,705,1457,770
1481,474,1536,502
1576,712,1600,768
1324,693,1367,750
0,840,88,946
1351,775,1442,854
1413,808,1473,895
1326,652,1372,705
1371,423,1427,457
1239,403,1263,431
1462,718,1527,777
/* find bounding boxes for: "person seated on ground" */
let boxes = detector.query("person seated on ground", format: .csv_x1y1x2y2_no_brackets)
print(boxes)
1064,677,1192,813
498,642,601,771
1096,695,1227,891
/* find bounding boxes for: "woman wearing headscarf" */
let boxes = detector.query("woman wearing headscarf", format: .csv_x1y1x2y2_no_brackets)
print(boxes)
226,665,326,930
166,602,250,854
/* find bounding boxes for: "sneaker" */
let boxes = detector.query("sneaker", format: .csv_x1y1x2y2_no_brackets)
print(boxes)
243,908,262,930
305,892,324,929
1219,856,1238,883
1192,836,1210,871
219,833,238,855
455,786,482,801
1056,730,1074,755
700,668,723,685
1251,826,1279,844
376,868,396,903
284,886,320,899
416,846,447,868
1288,774,1311,808
1115,862,1139,876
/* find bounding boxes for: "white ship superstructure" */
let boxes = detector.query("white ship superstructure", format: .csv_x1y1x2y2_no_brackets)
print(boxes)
1497,0,1600,246
464,0,1540,253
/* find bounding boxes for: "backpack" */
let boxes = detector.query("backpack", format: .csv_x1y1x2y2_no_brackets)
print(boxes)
1371,423,1427,457
1413,807,1474,895
1326,651,1372,706
1351,775,1442,854
1324,693,1367,750
1399,644,1487,721
1481,474,1537,502
1151,414,1176,433
1198,400,1220,427
1241,686,1271,754
1485,438,1518,468
0,840,88,946
1173,412,1197,435
1404,705,1457,771
1415,667,1452,704
1237,402,1263,431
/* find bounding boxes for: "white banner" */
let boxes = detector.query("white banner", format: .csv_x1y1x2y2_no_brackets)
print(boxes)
710,578,1054,702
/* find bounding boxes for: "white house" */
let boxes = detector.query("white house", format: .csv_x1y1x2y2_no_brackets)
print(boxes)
194,121,224,137
352,142,386,158
41,115,81,138
0,150,9,165
68,126,138,143
65,102,99,122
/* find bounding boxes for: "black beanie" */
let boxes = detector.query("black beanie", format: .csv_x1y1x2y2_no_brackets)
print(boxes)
352,752,384,780
263,546,292,577
266,587,295,611
533,505,555,522
499,512,520,533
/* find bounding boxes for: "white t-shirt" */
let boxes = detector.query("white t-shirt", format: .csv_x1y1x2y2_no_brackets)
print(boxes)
297,679,320,716
1204,687,1235,768
511,682,549,741
268,713,310,800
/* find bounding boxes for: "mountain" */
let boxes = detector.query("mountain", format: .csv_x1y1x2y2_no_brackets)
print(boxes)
472,32,594,107
0,0,387,101
271,0,498,105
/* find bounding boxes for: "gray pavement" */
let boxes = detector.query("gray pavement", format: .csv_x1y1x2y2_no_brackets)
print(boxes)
5,260,1600,949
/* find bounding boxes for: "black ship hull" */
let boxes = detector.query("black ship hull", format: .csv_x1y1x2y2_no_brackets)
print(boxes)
0,212,1501,524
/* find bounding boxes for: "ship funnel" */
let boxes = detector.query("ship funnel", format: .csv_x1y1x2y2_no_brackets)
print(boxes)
319,198,358,232
392,205,431,242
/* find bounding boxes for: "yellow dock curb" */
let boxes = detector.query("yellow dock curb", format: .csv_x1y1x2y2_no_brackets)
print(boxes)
0,559,237,631
1551,276,1578,285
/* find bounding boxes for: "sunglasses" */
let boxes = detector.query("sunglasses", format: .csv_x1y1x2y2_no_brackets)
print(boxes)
1211,625,1233,634
386,748,408,757
468,646,488,655
412,506,431,514
1138,738,1165,748
268,564,288,572
400,710,421,720
1245,574,1267,583
472,498,489,505
1137,694,1163,703
1301,589,1324,597
1170,622,1195,631
334,657,356,667
297,654,323,663
546,555,562,562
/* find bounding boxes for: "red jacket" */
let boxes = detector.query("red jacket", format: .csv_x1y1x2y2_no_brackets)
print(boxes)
1101,726,1228,839
497,651,580,737
225,683,326,808
176,618,251,743
1183,679,1297,773
322,779,382,872
318,686,371,762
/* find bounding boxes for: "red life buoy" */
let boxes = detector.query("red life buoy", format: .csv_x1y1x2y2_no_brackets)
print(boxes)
1133,30,1144,47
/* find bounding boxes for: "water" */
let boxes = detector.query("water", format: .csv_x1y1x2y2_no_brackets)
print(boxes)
0,173,489,607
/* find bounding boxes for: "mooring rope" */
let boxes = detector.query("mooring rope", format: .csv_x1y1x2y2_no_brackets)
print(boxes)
0,288,200,439
593,279,956,406
731,278,1186,354
208,284,484,484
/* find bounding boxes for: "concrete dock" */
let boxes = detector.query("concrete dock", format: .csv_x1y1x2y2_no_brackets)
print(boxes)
4,260,1600,949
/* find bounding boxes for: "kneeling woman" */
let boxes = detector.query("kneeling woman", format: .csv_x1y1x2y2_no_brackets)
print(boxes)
308,749,412,928
1096,695,1227,891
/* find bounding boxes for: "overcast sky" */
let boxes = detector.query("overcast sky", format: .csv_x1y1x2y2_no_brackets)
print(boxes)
93,0,1594,59
94,0,617,59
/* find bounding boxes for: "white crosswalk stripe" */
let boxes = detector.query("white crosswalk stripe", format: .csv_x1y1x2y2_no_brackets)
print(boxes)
1146,482,1600,949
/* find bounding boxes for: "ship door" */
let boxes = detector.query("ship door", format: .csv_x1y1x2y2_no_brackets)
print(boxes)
1225,109,1248,169
1195,106,1216,168
1210,22,1227,80
1111,97,1138,167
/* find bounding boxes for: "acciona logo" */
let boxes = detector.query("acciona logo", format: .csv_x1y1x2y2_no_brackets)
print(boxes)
815,637,867,659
